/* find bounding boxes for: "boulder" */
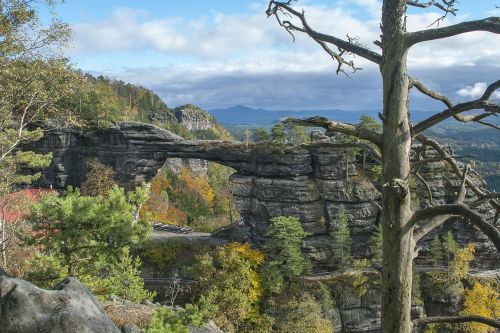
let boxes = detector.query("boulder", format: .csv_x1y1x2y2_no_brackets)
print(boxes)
0,277,121,333
122,324,142,333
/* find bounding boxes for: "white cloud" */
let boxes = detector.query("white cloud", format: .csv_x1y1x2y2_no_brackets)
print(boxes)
70,2,500,109
457,82,500,100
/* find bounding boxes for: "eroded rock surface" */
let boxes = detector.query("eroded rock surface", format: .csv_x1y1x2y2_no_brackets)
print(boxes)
26,123,499,270
24,122,499,333
0,276,121,333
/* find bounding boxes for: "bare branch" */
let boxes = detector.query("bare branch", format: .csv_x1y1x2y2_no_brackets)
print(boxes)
413,96,499,133
406,0,458,27
413,315,500,329
415,134,500,212
406,17,500,46
410,79,500,132
284,116,382,146
411,155,473,167
406,0,457,14
409,77,452,108
415,171,435,206
409,203,500,250
315,39,361,75
412,165,469,241
267,1,382,66
470,193,500,209
302,269,380,281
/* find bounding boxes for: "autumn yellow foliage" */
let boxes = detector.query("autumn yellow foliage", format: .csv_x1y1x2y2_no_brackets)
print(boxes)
462,281,499,333
140,171,170,223
179,167,215,207
225,243,265,302
449,243,475,280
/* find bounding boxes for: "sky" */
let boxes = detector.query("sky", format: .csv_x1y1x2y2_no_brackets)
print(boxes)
44,0,500,111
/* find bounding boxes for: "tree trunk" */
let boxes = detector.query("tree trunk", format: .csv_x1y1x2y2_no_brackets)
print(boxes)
1,218,6,267
380,1,414,332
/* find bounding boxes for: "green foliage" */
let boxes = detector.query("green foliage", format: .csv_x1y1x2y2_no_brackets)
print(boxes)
370,223,383,267
370,164,382,182
331,205,353,271
427,231,462,269
24,185,151,301
62,75,171,127
442,231,459,267
359,115,382,133
254,128,270,142
144,305,202,333
274,293,333,333
261,216,311,293
429,235,444,268
0,0,79,195
0,0,70,59
254,123,311,148
141,239,212,275
271,123,286,146
83,248,155,302
412,265,423,306
259,263,284,294
0,59,81,193
191,243,271,333
285,123,311,145
423,242,476,316
81,158,117,196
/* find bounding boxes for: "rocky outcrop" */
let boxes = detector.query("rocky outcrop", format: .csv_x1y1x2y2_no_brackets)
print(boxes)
25,123,499,271
0,276,121,333
174,106,215,131
23,122,499,333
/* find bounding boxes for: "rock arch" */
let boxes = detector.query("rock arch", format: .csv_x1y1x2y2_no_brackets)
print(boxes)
27,122,497,270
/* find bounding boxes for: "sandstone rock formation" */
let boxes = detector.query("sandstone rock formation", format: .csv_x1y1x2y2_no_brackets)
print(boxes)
26,122,499,270
23,122,499,333
0,276,121,333
174,106,215,131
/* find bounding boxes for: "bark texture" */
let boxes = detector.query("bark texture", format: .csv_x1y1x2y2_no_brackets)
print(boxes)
380,1,414,332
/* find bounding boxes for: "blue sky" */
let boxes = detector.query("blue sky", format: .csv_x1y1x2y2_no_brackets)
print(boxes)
44,0,500,110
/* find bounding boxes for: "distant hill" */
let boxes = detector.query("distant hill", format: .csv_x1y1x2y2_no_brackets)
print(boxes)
208,105,438,126
61,75,232,141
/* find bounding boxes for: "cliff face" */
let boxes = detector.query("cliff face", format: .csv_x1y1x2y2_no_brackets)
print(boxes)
25,122,499,332
26,122,498,270
174,106,215,131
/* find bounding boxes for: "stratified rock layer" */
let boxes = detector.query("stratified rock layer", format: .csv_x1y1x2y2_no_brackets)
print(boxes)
24,122,499,333
0,277,121,333
26,122,499,271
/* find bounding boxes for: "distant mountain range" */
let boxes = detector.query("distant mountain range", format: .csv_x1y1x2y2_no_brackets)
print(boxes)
208,105,438,125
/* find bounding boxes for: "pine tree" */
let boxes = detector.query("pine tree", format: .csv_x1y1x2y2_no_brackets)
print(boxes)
24,186,151,289
442,231,459,267
331,205,353,271
261,216,311,291
429,235,444,268
254,128,270,142
370,223,383,267
285,123,311,145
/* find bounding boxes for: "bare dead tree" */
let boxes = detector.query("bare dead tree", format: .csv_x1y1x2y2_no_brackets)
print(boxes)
163,272,192,307
266,1,500,332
